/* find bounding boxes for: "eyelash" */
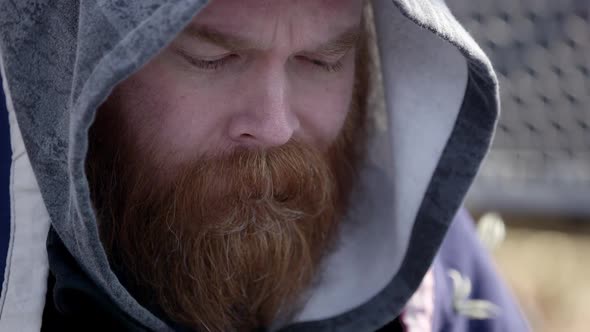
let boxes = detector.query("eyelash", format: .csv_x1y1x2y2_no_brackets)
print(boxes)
181,53,237,71
178,49,343,73
307,58,344,73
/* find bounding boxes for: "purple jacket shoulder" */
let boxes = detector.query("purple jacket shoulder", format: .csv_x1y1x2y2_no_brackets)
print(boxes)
401,209,530,332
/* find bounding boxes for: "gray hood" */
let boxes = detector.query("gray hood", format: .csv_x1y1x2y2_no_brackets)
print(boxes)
0,0,497,331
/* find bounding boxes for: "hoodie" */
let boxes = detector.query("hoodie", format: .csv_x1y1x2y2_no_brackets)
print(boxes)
0,0,528,331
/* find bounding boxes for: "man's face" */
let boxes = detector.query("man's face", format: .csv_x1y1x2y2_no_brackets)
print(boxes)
89,0,367,331
111,0,364,173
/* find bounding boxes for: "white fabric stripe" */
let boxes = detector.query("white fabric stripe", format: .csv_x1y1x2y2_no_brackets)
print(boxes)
0,53,15,323
0,49,51,332
401,269,435,332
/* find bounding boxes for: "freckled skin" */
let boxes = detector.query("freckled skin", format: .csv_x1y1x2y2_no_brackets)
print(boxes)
108,0,365,170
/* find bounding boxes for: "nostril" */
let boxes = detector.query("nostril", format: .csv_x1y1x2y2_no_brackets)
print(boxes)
239,133,256,141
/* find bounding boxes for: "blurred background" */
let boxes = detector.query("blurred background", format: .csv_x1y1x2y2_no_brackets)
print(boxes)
446,0,590,331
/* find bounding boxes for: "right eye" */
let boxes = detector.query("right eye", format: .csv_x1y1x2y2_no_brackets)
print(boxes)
176,49,239,71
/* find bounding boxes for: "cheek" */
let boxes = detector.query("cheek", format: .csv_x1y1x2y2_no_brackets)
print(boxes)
114,60,227,163
296,72,355,147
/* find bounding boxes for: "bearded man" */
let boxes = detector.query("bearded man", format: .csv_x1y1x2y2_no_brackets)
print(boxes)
0,0,529,331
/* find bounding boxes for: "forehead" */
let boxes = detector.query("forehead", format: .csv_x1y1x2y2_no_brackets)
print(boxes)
193,0,364,37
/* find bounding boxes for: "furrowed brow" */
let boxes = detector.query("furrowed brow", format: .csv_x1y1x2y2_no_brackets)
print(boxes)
183,24,360,56
183,24,262,50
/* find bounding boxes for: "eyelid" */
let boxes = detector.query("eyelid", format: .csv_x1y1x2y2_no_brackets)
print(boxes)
175,47,232,62
297,47,353,67
173,47,240,71
294,55,344,73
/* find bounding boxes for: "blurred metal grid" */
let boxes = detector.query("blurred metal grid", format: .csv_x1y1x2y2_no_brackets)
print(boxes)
446,0,590,215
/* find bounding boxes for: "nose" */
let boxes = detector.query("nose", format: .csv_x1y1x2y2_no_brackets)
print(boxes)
228,65,299,148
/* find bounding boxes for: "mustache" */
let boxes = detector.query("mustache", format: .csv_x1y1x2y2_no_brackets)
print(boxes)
175,141,333,206
116,139,339,239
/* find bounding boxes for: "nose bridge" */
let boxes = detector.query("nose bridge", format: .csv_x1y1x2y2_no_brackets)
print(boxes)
229,59,298,148
258,61,288,119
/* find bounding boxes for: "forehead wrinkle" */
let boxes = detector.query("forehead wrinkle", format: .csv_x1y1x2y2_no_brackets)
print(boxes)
184,8,361,56
184,24,269,51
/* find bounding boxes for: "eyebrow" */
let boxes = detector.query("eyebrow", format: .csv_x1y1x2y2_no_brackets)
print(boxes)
183,24,361,56
307,26,361,58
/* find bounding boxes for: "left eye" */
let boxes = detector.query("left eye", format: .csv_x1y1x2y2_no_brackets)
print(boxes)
298,56,343,73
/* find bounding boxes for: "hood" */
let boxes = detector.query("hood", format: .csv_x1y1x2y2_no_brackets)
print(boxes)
0,0,498,331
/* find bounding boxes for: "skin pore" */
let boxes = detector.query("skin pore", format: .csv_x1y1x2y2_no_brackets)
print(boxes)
87,0,369,331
